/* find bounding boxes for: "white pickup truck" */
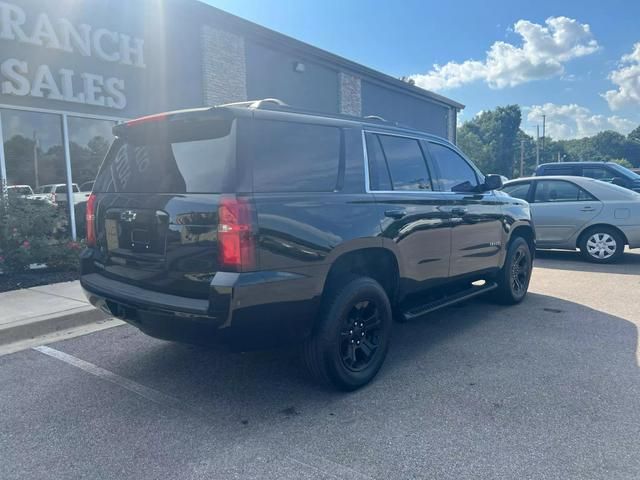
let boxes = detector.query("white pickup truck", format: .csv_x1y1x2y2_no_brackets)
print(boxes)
34,183,90,205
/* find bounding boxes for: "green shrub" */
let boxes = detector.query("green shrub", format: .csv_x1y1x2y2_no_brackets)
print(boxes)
0,194,83,274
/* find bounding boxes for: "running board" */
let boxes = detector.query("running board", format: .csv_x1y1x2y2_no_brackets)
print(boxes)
401,282,498,322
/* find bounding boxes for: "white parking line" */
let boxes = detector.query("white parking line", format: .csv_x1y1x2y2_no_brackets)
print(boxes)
33,345,186,410
286,451,376,480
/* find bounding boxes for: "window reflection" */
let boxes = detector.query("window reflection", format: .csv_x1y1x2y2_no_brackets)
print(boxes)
68,116,115,192
1,109,65,191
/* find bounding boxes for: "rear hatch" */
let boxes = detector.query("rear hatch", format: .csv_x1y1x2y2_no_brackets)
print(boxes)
89,109,241,298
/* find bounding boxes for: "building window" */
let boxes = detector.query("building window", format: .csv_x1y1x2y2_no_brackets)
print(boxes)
1,108,118,241
1,109,65,192
68,116,115,193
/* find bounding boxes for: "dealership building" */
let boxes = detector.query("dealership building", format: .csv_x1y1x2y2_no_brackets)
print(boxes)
0,0,463,238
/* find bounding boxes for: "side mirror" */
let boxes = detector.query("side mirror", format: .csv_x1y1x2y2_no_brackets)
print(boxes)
482,174,504,191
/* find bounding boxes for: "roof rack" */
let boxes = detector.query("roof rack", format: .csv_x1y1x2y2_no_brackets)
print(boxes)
220,98,289,110
363,115,387,123
219,98,417,131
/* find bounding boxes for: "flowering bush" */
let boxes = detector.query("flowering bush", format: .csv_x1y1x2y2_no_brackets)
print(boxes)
0,194,83,274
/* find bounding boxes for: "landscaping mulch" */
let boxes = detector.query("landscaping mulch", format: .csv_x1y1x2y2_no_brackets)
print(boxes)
0,270,80,293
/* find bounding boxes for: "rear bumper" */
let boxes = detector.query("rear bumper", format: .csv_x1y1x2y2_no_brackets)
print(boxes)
81,269,322,350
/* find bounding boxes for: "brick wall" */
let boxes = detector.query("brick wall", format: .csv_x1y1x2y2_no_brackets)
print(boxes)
339,72,361,117
201,25,247,105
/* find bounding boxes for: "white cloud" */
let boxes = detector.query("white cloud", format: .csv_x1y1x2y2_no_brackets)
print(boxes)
410,16,599,91
603,43,640,110
526,103,636,139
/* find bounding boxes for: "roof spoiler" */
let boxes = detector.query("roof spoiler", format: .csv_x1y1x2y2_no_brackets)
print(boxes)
113,107,233,137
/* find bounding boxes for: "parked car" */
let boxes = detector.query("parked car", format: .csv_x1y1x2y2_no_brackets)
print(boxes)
80,100,535,390
502,176,640,262
6,184,54,204
6,184,34,197
36,183,91,206
535,161,640,193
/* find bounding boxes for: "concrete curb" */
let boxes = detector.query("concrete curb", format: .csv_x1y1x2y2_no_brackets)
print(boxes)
0,305,109,346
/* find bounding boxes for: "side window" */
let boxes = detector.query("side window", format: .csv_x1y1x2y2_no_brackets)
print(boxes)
533,180,596,203
365,133,392,191
502,182,531,200
583,167,614,182
541,167,575,176
377,134,432,191
252,120,341,193
428,142,479,192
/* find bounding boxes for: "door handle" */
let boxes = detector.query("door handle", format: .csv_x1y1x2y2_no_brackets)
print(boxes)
384,209,407,219
580,207,595,212
450,207,468,216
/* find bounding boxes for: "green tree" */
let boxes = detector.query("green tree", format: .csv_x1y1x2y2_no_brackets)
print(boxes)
610,158,634,169
457,105,522,176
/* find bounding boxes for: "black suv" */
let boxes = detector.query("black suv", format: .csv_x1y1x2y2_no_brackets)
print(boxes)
80,99,534,390
535,162,640,192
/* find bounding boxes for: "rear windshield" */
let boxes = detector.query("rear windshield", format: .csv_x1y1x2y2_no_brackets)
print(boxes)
9,186,32,195
93,118,235,193
55,185,79,194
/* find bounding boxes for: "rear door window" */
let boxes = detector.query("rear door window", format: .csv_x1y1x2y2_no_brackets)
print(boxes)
376,134,432,191
533,180,596,202
365,133,392,191
251,120,341,193
94,119,236,193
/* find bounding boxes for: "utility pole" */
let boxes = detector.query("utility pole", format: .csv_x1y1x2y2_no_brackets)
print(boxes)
541,114,546,164
536,125,540,167
557,152,561,163
33,130,39,189
520,139,524,177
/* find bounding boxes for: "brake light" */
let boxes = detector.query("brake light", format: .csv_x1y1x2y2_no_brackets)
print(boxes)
86,193,97,247
217,196,255,271
125,112,168,127
51,192,56,204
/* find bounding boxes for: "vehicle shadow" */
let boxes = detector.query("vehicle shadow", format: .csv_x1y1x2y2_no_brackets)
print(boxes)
54,292,640,476
535,248,640,275
98,291,638,419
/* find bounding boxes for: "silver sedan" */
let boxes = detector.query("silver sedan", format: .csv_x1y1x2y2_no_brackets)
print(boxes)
502,175,640,263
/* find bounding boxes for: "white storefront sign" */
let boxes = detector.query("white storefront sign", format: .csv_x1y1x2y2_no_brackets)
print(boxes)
0,1,146,110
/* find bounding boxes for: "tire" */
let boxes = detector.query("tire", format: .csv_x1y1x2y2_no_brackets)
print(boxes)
304,276,393,391
579,226,625,263
491,236,533,305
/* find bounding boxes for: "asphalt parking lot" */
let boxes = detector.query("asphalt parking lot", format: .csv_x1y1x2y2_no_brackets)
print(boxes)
2,251,639,480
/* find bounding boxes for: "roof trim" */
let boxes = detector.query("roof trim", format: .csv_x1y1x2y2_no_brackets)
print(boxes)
187,0,465,110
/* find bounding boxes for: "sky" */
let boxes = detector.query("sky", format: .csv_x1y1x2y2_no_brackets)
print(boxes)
202,0,640,140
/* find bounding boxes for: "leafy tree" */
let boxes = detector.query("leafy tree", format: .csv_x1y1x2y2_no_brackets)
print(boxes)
457,105,522,176
458,107,640,175
610,158,634,169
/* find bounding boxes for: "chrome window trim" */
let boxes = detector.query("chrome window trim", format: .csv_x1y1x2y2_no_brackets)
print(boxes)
361,128,490,196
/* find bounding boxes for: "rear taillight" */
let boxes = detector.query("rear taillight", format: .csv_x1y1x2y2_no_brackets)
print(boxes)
51,192,56,204
217,196,255,272
86,193,97,247
124,112,168,127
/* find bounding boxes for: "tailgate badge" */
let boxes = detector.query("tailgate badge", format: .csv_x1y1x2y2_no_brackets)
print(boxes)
120,210,137,222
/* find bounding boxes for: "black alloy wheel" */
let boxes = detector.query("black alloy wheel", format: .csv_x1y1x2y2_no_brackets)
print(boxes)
339,299,383,372
304,276,392,391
